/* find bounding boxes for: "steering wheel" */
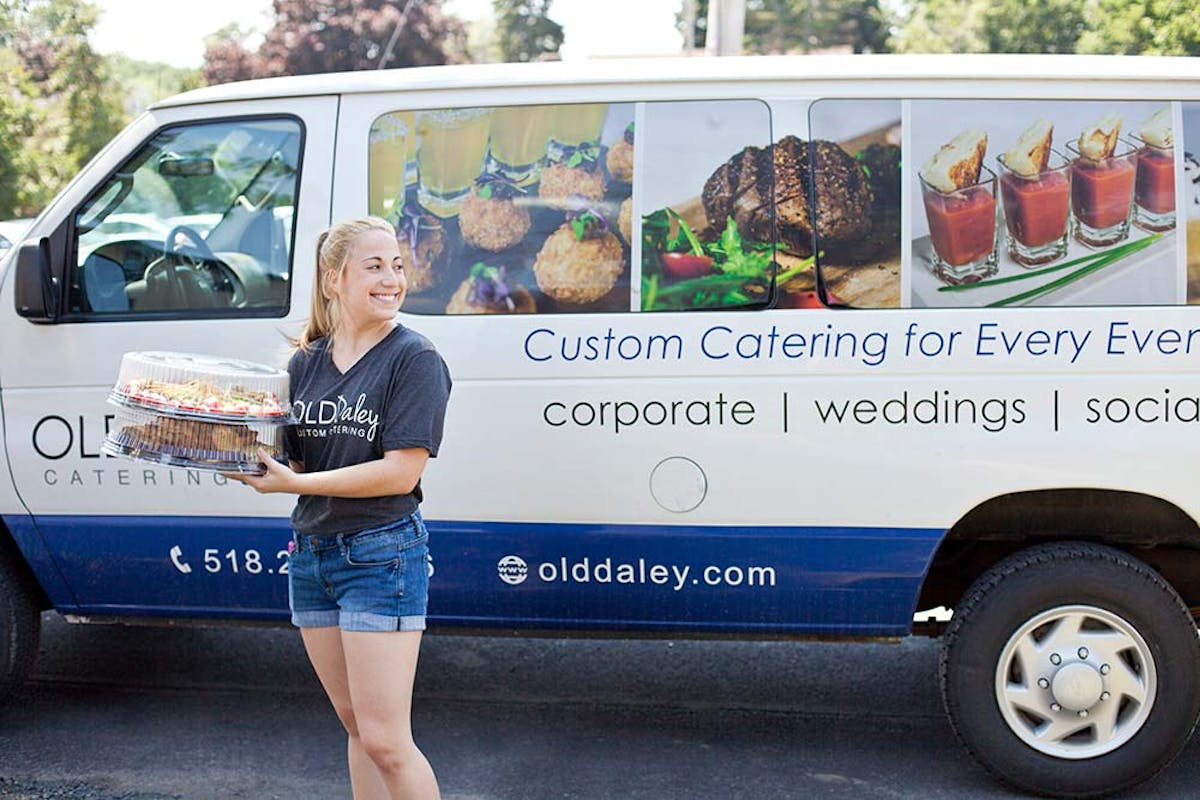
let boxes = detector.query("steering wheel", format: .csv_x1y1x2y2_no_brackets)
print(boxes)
142,225,226,309
166,224,217,261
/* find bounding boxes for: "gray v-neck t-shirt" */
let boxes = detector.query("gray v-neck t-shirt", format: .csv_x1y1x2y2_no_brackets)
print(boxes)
283,325,452,537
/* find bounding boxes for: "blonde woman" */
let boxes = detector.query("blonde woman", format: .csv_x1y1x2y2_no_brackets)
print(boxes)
235,216,451,799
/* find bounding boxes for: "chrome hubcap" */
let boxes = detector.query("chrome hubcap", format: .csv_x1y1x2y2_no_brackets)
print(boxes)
994,605,1156,759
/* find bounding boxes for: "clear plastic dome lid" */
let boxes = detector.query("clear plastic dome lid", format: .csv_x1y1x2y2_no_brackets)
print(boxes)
102,406,285,476
109,351,292,422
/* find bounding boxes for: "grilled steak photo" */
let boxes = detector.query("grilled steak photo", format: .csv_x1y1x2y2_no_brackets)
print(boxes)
701,136,874,256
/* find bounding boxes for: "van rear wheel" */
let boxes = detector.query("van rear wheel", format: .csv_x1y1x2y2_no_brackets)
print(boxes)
0,547,40,705
940,542,1200,798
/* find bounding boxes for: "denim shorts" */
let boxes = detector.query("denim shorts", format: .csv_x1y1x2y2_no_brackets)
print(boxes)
288,511,430,632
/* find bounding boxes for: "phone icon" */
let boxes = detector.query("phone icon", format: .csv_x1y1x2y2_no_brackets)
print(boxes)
169,545,193,574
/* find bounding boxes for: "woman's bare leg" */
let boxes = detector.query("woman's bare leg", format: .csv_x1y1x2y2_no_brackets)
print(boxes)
301,626,391,800
342,630,439,799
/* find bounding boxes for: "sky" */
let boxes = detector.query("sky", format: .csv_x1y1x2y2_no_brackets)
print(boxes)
90,0,684,69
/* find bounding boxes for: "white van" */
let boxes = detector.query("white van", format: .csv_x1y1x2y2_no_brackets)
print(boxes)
2,54,1199,796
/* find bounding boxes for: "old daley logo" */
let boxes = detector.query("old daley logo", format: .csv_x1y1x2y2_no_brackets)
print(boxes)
294,393,380,441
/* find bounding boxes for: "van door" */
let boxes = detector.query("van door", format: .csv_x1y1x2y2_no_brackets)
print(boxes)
0,96,336,619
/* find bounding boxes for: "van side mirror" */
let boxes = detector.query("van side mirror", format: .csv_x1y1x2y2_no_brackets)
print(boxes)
14,239,59,322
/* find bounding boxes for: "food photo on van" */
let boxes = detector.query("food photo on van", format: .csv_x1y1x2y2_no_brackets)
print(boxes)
2,53,1200,798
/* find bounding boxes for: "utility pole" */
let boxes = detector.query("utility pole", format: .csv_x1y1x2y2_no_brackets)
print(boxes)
683,0,696,55
378,0,418,69
705,0,746,57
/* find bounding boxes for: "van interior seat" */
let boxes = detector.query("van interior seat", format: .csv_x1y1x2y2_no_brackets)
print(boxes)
80,253,130,312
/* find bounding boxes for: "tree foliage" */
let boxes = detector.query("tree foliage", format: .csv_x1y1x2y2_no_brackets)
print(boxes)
891,0,1200,55
981,0,1088,54
1076,0,1200,55
678,0,891,54
0,0,126,218
888,0,988,53
202,0,470,83
493,0,562,62
0,49,42,218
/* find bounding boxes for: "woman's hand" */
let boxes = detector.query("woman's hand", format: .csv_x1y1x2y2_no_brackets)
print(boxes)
225,448,301,494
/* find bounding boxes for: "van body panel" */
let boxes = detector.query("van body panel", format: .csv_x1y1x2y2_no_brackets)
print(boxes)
1,514,77,608
25,513,940,635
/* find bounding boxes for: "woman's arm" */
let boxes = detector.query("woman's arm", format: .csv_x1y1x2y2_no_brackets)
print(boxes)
236,447,429,498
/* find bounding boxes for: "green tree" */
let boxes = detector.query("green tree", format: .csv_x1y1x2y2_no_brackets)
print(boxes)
107,54,204,114
981,0,1088,53
0,49,43,218
889,0,989,53
747,0,891,53
203,0,470,83
0,0,126,217
493,0,563,62
1077,0,1200,55
679,0,891,55
893,0,1199,55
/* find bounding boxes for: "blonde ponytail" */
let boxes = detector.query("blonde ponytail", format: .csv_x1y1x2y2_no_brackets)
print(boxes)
293,216,396,352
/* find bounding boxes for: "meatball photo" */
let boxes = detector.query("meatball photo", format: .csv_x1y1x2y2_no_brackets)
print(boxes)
534,206,626,306
459,175,532,253
538,155,607,209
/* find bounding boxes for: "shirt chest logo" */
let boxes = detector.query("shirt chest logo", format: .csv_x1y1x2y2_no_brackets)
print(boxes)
294,393,380,442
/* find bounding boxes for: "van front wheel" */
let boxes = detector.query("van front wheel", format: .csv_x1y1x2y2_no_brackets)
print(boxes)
940,542,1200,798
0,547,40,705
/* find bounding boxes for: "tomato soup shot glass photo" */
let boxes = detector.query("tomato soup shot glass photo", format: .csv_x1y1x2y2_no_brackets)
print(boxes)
996,147,1072,267
919,153,999,285
1131,106,1177,233
1066,134,1138,248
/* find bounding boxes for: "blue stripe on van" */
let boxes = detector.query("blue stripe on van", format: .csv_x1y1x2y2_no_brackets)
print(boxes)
8,514,944,636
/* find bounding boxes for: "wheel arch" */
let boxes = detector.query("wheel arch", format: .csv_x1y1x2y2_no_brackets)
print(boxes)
0,518,52,612
916,488,1200,627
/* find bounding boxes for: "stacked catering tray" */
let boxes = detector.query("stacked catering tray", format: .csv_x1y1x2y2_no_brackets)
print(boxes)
102,351,293,475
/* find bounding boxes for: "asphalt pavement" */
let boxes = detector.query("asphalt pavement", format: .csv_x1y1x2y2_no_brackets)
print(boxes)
2,613,1198,798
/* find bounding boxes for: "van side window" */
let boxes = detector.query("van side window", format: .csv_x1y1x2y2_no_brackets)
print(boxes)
807,98,1190,309
371,100,774,316
67,117,302,318
638,100,774,312
808,99,903,310
901,99,1182,309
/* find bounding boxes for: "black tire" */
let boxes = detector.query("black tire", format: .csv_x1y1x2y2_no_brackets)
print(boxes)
940,542,1200,798
0,546,40,705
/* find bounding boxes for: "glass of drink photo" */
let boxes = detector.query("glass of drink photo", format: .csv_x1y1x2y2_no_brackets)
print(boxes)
1066,138,1137,247
997,149,1072,266
484,105,555,187
368,113,411,219
547,103,609,163
417,107,493,218
1130,133,1176,232
920,164,999,285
